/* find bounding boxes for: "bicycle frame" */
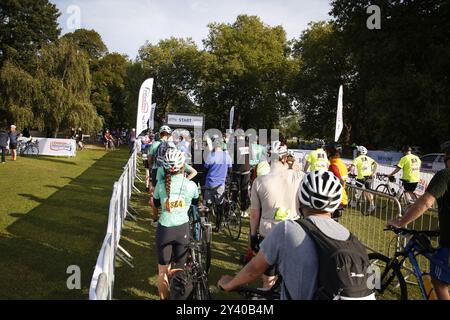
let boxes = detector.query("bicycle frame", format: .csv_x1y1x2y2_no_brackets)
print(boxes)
395,237,449,300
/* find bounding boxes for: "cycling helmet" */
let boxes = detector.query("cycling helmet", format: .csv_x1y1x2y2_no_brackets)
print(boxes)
326,143,343,157
440,141,450,155
287,150,295,158
357,146,368,155
163,149,185,173
159,125,172,135
402,145,412,153
270,141,288,159
315,139,326,148
298,170,343,213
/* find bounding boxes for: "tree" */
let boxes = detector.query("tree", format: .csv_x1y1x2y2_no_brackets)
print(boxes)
200,15,297,130
330,0,450,151
0,38,102,136
138,37,206,124
0,0,61,71
291,21,355,143
62,29,108,61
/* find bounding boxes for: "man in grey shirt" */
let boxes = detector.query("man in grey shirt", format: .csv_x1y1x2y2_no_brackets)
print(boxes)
218,170,351,300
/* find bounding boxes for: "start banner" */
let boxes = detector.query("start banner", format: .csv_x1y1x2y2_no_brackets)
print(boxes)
34,138,77,157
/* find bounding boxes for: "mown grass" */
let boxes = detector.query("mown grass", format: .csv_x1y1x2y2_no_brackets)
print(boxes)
0,147,129,299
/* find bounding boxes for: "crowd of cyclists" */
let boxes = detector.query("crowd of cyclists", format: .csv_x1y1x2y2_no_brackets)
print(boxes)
139,124,450,301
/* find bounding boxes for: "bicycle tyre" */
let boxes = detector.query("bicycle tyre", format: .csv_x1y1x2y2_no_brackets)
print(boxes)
368,252,408,300
375,184,392,210
30,145,39,156
226,202,242,240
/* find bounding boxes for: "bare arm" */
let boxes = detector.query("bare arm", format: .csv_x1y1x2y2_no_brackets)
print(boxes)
389,167,401,176
218,251,270,292
185,164,198,181
250,208,261,236
388,192,436,228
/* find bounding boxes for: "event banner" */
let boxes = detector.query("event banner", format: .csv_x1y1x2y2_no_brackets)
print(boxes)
136,78,154,135
335,85,344,142
34,138,77,157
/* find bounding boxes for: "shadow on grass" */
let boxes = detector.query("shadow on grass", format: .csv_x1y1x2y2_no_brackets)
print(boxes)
0,150,129,299
32,156,78,166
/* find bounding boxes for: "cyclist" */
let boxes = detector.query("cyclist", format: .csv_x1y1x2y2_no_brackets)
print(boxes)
204,134,232,232
219,171,356,299
388,145,422,204
231,131,252,218
388,141,450,300
249,141,304,289
348,146,378,213
326,143,349,221
141,134,152,191
155,144,198,182
304,139,329,172
152,149,199,300
103,130,113,151
149,125,173,226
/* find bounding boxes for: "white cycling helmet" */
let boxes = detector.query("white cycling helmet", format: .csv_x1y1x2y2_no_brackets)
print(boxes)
357,146,368,155
298,170,343,213
163,149,185,173
270,141,288,159
160,125,172,135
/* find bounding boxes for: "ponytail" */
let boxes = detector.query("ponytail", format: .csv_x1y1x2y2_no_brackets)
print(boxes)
165,170,172,212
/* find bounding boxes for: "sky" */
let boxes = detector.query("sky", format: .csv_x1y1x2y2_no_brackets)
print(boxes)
51,0,331,59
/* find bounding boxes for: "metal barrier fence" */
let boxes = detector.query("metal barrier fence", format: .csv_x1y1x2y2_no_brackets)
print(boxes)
88,148,139,300
341,183,440,275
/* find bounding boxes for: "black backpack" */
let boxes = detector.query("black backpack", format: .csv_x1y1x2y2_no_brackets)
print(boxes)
155,140,171,168
291,219,373,300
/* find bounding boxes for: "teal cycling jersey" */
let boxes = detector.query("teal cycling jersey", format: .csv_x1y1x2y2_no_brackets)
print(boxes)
149,141,161,169
154,174,199,228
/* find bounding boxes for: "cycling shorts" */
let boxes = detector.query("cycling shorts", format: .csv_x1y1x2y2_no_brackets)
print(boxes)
155,222,190,266
402,181,418,192
357,176,373,189
430,247,450,285
151,168,158,187
9,142,17,150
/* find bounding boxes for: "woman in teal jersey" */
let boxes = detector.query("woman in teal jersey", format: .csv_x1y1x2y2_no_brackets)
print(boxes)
153,149,199,300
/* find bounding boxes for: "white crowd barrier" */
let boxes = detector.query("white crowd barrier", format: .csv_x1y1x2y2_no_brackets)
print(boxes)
89,148,138,300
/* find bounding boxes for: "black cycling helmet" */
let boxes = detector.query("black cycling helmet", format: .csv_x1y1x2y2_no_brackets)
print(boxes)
326,142,343,157
315,139,326,148
402,145,412,153
441,141,450,155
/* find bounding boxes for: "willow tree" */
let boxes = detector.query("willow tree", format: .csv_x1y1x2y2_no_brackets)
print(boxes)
0,38,102,136
34,38,102,136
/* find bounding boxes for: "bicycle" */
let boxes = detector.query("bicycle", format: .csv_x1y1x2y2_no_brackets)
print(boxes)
221,277,281,300
368,226,448,300
347,174,373,216
189,206,212,274
200,184,242,241
19,139,39,156
169,236,212,300
375,174,410,207
105,139,116,151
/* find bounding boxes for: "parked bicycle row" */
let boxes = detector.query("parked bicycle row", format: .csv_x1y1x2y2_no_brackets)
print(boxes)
139,126,449,300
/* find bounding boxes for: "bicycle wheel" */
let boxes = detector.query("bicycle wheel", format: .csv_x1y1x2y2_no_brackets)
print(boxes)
375,184,392,210
368,252,408,300
200,226,212,274
226,201,242,240
30,145,39,156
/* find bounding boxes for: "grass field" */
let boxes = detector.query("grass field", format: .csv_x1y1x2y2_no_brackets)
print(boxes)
0,147,129,299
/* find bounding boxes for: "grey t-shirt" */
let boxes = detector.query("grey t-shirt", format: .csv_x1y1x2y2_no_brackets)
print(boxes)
260,216,350,300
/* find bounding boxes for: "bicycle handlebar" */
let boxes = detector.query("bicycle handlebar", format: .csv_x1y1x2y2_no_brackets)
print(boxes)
384,226,440,238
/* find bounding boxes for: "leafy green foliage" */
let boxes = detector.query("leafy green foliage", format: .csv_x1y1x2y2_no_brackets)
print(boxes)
0,0,61,71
